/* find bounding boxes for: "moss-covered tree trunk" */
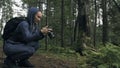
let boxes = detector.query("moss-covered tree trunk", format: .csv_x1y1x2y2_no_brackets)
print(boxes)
74,0,90,55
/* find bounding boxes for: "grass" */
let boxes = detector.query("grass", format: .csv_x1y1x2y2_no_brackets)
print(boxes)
36,46,87,68
2,39,120,68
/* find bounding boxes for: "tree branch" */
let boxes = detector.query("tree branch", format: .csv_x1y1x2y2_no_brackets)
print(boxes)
112,0,120,12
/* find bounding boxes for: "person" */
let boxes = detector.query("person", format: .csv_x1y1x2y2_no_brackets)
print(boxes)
3,7,51,68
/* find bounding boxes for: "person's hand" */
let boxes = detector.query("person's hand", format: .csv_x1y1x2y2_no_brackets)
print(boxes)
40,26,53,35
40,26,48,35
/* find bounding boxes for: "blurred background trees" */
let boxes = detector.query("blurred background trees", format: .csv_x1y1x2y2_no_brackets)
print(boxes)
0,0,120,50
0,0,120,67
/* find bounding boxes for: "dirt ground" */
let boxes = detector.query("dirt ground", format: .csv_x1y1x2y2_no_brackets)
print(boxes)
0,47,78,68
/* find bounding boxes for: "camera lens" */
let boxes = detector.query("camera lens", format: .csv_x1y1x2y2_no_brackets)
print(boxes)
48,31,55,39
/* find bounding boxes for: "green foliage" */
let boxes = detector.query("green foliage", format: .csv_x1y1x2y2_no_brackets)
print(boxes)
86,43,120,68
45,45,76,54
37,45,76,61
37,45,87,68
108,0,120,45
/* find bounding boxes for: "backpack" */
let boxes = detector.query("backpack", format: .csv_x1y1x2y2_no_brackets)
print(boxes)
2,17,26,40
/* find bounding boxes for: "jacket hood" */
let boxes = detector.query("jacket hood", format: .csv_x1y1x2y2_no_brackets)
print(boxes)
27,7,39,25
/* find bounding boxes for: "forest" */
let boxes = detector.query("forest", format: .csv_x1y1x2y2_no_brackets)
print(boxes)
0,0,120,68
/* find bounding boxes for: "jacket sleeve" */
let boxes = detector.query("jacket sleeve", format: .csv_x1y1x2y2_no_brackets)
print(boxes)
17,21,44,43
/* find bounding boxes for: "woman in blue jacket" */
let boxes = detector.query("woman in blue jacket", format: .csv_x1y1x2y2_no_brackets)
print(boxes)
3,7,50,68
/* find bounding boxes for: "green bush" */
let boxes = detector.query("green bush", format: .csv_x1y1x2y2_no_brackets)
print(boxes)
86,43,120,68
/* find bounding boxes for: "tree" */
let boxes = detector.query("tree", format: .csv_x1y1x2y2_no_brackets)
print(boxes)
74,0,90,55
108,0,120,45
61,0,64,47
93,0,98,47
102,0,108,45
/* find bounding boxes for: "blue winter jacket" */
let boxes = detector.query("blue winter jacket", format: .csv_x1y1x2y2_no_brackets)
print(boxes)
3,7,44,55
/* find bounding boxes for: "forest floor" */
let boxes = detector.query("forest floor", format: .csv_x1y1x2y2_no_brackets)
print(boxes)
0,47,80,68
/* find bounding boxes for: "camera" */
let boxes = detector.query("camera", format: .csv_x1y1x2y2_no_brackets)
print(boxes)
48,31,55,39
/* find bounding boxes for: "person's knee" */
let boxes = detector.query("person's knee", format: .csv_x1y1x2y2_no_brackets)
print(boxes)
26,47,35,55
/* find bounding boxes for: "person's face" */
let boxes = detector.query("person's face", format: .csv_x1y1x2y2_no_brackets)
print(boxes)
34,11,42,23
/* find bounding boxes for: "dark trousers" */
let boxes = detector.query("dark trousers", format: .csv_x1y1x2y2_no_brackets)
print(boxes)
3,40,39,61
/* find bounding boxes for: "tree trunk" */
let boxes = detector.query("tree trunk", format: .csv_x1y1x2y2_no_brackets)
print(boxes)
93,0,97,47
102,0,108,45
45,0,49,50
61,0,64,47
74,0,90,56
